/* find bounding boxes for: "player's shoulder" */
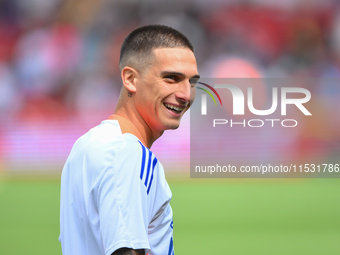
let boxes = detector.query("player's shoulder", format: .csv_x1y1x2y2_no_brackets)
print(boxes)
75,119,120,142
70,120,126,160
85,120,155,161
120,133,161,170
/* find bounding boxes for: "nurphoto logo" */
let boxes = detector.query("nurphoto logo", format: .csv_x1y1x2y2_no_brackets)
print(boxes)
196,80,312,128
191,78,338,178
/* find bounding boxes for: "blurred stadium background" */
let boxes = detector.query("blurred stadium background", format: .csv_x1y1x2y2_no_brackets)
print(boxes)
0,0,339,254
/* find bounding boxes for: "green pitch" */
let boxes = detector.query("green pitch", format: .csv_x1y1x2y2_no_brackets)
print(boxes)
0,175,339,254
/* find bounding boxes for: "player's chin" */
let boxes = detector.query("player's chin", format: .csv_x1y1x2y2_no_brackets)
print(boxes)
162,119,181,130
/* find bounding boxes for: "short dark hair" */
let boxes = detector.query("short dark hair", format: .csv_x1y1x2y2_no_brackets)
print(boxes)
119,24,194,71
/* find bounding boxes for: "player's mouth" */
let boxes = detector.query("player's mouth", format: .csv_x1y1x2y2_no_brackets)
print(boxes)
163,103,186,114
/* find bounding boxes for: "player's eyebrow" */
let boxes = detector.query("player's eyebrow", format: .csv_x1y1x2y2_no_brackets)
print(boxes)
161,71,200,80
190,74,201,80
161,71,184,77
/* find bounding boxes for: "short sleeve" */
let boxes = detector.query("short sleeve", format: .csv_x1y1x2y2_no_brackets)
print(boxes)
97,138,151,255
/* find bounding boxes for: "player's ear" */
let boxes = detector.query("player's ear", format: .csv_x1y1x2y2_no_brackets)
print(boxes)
121,66,137,94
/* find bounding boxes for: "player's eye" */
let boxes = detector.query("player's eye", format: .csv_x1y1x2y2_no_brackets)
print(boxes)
164,75,178,82
189,77,199,86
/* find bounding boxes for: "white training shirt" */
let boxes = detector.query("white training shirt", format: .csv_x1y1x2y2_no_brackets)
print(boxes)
59,120,174,255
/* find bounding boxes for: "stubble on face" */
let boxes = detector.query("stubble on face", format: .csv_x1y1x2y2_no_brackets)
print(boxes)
134,47,199,134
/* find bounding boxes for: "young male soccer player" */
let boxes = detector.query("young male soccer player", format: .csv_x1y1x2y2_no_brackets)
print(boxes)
59,25,199,255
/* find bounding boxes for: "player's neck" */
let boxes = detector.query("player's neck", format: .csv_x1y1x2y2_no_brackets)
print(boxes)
108,113,161,148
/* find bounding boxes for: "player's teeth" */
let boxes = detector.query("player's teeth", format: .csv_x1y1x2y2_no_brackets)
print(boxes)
164,103,182,113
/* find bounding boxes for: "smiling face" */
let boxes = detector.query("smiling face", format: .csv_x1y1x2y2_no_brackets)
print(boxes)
134,47,199,134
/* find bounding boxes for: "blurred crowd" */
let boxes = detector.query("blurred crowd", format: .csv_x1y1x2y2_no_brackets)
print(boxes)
1,0,340,122
1,0,340,171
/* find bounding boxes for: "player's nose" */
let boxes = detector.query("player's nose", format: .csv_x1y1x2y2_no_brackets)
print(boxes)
175,80,192,104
